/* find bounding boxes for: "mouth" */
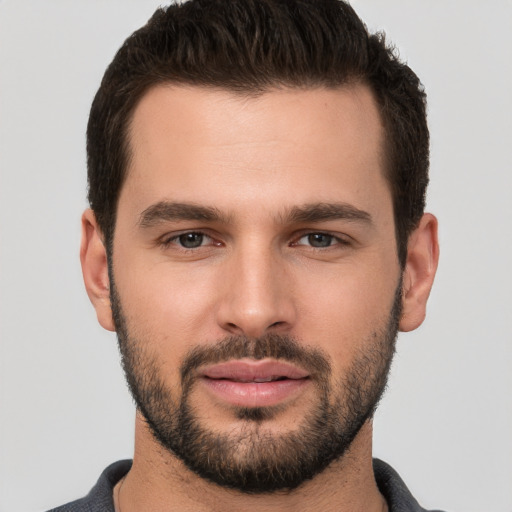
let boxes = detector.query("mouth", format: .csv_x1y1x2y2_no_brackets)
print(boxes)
199,359,310,408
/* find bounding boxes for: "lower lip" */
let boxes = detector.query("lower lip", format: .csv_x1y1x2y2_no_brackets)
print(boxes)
200,377,309,407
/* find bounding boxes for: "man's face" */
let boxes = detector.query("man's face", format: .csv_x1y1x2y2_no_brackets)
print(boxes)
110,85,401,491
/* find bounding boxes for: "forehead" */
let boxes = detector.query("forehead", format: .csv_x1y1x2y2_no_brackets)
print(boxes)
121,84,389,221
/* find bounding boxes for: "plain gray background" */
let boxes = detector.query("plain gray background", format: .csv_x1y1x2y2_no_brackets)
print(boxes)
1,1,511,511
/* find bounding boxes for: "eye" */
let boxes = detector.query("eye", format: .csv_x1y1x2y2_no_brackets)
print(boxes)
303,233,334,248
293,232,349,249
178,232,207,248
163,231,213,249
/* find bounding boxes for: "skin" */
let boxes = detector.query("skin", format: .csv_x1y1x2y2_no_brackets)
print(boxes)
81,84,439,511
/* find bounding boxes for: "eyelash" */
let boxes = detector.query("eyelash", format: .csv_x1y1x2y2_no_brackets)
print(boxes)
160,231,217,251
293,232,351,249
159,230,351,251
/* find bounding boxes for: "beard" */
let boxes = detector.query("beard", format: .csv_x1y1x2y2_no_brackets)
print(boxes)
111,278,401,494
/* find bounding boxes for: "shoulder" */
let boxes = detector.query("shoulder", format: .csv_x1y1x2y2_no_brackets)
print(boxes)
46,460,132,512
373,458,447,512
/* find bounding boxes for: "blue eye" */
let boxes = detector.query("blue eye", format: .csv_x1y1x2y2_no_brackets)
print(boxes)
160,231,222,252
295,233,339,248
292,232,351,250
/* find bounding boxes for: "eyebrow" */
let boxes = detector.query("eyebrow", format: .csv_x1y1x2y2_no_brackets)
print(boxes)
138,201,230,228
284,202,373,225
138,200,372,228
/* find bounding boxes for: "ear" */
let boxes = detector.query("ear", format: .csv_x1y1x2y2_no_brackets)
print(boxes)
399,213,439,332
80,209,115,332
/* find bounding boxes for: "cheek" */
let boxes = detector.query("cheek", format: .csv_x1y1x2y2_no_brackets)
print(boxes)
293,258,399,366
112,255,222,358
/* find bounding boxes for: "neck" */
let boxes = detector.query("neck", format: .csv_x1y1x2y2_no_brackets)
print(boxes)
115,413,387,512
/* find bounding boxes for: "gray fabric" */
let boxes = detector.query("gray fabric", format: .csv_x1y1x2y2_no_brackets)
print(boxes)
47,460,131,512
373,459,445,512
47,458,445,511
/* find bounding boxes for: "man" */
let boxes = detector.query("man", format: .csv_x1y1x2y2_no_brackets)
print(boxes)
51,0,440,510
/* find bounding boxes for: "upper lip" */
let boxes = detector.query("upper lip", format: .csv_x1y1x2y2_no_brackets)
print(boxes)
200,359,309,382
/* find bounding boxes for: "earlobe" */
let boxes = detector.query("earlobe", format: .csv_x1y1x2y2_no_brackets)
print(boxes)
399,213,439,332
80,209,116,332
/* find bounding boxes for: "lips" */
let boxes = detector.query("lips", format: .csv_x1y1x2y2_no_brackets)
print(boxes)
199,359,310,407
202,359,309,381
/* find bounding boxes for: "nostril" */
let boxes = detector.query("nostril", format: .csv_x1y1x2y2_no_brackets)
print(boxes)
269,321,285,329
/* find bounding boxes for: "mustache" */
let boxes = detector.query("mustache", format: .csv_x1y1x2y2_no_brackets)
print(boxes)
180,334,331,384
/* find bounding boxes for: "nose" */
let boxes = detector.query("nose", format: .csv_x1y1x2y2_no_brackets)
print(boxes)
215,244,297,338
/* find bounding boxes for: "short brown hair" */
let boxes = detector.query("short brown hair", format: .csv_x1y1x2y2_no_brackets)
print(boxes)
87,0,429,266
